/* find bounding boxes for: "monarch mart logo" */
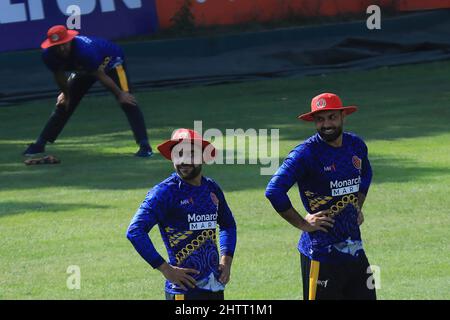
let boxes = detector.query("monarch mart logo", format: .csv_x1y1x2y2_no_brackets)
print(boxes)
330,176,361,196
0,0,143,24
188,213,217,231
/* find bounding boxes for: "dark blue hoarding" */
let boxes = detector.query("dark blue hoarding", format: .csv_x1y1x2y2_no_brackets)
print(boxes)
0,0,159,52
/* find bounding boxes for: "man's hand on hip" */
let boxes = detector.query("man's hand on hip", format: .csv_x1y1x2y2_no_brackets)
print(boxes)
158,262,199,291
304,210,335,233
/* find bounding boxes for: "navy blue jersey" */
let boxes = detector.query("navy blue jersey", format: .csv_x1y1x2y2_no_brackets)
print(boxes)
127,173,237,295
266,132,372,263
42,36,124,73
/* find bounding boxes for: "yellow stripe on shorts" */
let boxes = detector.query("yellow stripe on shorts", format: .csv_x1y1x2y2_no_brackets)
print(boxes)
308,260,320,300
116,65,129,92
175,294,185,300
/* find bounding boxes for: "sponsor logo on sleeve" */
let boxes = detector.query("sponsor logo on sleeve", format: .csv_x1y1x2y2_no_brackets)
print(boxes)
210,192,219,206
352,155,362,170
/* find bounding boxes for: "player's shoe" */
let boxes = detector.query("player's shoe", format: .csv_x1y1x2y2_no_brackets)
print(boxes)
23,143,46,156
135,145,153,158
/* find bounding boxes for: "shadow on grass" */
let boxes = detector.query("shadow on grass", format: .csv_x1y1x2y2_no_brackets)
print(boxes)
1,64,449,194
3,62,450,146
0,201,110,219
0,143,448,193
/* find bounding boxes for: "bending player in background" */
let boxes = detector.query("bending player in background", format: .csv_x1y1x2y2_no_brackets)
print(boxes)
127,129,237,300
266,93,376,300
23,25,153,158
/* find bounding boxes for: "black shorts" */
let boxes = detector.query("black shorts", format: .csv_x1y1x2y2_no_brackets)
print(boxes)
300,252,377,300
165,290,224,301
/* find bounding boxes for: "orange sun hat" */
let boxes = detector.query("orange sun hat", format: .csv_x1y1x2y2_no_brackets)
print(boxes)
298,93,358,121
41,25,79,49
157,128,216,161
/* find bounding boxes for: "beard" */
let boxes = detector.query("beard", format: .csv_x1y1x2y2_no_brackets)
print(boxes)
176,164,202,180
317,125,343,142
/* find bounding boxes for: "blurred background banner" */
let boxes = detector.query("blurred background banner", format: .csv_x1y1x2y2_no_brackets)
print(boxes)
3,9,450,106
2,0,450,106
155,0,450,29
2,0,450,53
0,0,159,52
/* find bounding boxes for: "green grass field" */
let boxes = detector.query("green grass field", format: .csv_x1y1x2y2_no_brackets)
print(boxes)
1,61,449,300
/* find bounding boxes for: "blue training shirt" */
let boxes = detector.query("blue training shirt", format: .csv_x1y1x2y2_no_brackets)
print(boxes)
42,36,124,73
265,132,372,263
127,173,237,295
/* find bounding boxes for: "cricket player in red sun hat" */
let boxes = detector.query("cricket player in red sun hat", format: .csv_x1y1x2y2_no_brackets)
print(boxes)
23,25,153,157
266,93,377,300
127,129,237,300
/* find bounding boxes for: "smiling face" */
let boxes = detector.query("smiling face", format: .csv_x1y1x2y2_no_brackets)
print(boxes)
313,110,345,142
171,142,203,181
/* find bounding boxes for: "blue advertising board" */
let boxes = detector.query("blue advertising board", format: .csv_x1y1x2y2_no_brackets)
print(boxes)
0,0,159,52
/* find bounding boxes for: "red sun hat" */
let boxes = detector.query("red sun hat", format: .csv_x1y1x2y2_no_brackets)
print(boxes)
157,128,216,161
41,25,79,49
298,93,358,121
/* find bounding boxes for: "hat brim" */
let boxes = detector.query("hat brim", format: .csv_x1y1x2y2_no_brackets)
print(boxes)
41,30,79,49
157,138,216,162
297,106,358,122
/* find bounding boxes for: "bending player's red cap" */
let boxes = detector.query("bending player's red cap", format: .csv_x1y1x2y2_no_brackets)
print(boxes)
157,128,216,161
298,93,358,121
41,25,79,49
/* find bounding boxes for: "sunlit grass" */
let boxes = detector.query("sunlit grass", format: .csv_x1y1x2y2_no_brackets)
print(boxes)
0,61,449,299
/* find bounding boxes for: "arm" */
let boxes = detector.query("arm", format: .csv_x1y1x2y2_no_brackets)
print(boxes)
53,71,72,110
265,149,333,233
126,189,199,290
278,206,333,233
126,191,166,269
93,69,122,98
357,192,367,226
93,69,137,106
218,255,233,285
77,48,122,98
359,143,372,198
264,150,299,214
358,192,367,210
357,142,373,225
53,70,69,97
42,50,69,102
215,185,237,285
